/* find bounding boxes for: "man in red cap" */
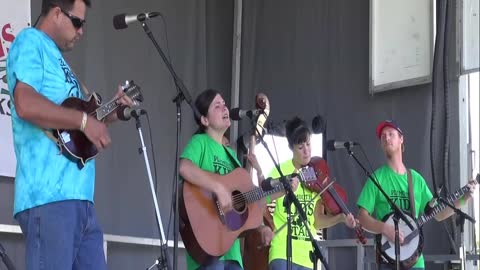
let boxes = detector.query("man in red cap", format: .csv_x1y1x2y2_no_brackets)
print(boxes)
356,120,476,269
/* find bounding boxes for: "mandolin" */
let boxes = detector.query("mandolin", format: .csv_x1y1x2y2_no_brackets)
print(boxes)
52,81,142,168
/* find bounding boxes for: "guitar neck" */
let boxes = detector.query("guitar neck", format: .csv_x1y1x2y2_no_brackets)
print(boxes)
244,180,286,204
243,166,317,205
417,184,470,227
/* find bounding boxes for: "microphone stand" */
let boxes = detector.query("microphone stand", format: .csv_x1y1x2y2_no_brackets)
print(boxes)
140,21,199,270
0,242,16,270
342,145,415,270
132,114,169,270
256,126,329,270
436,196,476,270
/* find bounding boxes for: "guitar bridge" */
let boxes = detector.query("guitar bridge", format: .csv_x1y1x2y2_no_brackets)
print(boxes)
215,200,227,225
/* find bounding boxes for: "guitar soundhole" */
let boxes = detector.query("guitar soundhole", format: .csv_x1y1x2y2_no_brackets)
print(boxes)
231,190,246,213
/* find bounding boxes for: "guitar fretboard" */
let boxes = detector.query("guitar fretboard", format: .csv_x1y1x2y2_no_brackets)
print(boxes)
242,167,316,204
417,184,470,227
243,181,287,204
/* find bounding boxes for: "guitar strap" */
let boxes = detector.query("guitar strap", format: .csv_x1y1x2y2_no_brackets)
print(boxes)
407,169,416,218
71,68,91,97
223,145,242,169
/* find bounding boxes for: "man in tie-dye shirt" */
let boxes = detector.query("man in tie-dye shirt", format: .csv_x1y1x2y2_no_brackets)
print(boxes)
6,0,133,269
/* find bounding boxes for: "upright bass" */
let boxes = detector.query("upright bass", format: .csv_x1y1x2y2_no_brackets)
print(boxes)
241,93,274,270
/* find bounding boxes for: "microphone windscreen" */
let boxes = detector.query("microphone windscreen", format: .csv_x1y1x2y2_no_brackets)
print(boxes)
229,108,242,121
113,14,128,30
260,177,273,191
326,140,336,151
117,106,131,121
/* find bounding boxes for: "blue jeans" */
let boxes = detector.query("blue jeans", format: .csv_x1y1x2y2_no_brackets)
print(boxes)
197,260,242,270
16,200,107,270
270,259,313,270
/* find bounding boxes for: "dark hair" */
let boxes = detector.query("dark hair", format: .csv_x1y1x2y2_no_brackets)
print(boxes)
285,117,311,148
41,0,91,15
193,89,221,133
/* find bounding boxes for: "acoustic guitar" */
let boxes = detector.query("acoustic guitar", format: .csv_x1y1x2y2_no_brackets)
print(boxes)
179,166,317,266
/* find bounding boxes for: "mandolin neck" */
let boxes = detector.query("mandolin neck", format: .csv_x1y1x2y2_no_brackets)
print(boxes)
95,98,121,121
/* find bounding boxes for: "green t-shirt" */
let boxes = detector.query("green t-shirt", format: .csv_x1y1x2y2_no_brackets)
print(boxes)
268,159,321,269
180,133,243,270
356,165,433,269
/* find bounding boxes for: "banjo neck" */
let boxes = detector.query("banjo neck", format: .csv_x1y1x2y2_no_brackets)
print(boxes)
417,180,476,227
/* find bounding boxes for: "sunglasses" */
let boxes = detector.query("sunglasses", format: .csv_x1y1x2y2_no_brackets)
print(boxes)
60,8,86,29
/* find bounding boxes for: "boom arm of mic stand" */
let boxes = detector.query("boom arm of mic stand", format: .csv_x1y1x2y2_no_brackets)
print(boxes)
345,147,415,231
140,22,200,119
437,197,476,223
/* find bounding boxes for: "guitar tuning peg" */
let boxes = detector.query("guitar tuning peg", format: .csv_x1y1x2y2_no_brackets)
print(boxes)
121,80,130,91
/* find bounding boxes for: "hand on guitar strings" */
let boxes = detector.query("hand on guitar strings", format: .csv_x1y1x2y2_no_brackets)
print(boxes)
381,223,405,245
214,182,233,212
82,114,111,151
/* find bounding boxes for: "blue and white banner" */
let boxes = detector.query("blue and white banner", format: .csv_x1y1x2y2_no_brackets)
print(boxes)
0,0,30,177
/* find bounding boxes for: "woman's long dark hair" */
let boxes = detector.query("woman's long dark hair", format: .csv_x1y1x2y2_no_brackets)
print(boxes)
193,89,221,134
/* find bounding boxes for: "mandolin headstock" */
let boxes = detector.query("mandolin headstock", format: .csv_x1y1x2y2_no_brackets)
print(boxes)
121,80,143,103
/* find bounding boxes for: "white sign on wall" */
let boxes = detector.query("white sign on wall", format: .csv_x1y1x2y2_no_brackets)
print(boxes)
0,0,31,177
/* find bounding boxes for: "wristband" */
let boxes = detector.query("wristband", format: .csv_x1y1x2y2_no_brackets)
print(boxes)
266,195,271,204
80,112,88,132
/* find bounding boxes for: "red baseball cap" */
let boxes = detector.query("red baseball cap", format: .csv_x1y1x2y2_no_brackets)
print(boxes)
376,120,403,139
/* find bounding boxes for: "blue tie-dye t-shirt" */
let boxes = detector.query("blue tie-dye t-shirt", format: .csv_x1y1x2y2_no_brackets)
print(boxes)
7,28,95,216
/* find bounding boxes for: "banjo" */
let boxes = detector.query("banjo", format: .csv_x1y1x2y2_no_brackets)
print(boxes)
377,178,477,269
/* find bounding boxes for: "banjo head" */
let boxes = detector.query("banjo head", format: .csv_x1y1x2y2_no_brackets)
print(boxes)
378,211,424,268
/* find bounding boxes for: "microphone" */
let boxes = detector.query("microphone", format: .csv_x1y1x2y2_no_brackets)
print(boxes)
229,108,261,121
261,174,298,191
326,140,359,151
113,12,161,30
117,106,147,121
